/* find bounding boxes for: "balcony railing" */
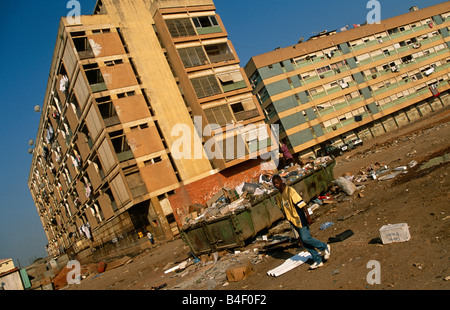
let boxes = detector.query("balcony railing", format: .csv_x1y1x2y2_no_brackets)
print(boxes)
90,82,107,93
234,109,260,121
196,26,222,35
222,80,247,93
208,53,235,63
117,150,134,162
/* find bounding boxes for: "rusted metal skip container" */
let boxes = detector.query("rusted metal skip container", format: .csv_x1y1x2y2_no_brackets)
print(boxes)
181,161,336,256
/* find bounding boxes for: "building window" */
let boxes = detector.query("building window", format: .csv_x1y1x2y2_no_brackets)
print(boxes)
178,46,209,68
190,75,222,98
204,43,234,63
192,16,219,28
83,63,107,92
192,16,222,35
109,130,133,162
72,33,94,59
96,96,119,127
165,18,196,38
204,104,235,128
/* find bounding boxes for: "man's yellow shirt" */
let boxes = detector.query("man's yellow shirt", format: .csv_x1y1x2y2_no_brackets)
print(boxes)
275,186,307,228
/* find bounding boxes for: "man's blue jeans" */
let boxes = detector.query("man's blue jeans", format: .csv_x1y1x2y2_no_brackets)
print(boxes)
296,226,328,263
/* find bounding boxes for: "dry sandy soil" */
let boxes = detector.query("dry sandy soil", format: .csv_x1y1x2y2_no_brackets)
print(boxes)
64,106,450,293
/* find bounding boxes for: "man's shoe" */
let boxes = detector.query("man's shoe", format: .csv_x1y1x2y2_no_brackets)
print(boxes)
324,244,331,260
309,262,324,270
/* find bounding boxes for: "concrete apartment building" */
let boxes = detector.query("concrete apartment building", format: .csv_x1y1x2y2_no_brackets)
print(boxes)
245,3,450,158
28,0,274,262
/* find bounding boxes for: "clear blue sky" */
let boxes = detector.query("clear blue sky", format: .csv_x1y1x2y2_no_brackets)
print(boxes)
0,0,446,267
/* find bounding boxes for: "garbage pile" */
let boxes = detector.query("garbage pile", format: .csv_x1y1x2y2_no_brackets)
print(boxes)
181,156,335,229
348,160,418,183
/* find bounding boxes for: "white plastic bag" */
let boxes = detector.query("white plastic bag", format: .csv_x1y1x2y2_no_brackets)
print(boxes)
334,177,357,196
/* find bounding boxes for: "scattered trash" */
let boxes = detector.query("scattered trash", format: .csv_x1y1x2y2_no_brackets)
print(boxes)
164,260,191,274
379,223,411,244
393,166,408,171
334,177,357,196
97,261,107,273
267,251,312,277
408,160,418,168
320,222,334,230
226,260,253,282
151,283,167,290
378,171,403,181
413,263,424,270
328,230,354,243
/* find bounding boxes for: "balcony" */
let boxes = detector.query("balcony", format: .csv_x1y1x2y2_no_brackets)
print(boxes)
76,132,91,162
196,26,222,35
208,52,235,64
222,80,247,93
90,82,108,93
83,64,107,93
116,150,134,162
234,109,260,122
73,36,95,60
86,164,102,191
193,16,222,36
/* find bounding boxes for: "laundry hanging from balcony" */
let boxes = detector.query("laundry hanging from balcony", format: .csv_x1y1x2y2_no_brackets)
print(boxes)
79,222,92,239
59,75,69,93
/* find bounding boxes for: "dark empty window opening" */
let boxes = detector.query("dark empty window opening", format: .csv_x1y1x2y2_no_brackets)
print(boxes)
104,186,118,211
401,55,413,63
231,102,244,113
117,90,136,99
72,36,94,59
130,123,149,131
109,130,132,161
204,43,234,63
96,96,119,127
71,31,86,38
192,16,219,28
104,59,124,66
83,64,106,92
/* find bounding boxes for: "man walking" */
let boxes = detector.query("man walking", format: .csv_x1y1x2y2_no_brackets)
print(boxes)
272,174,330,269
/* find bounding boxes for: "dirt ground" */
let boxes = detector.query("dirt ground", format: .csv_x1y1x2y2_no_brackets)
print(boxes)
64,105,450,291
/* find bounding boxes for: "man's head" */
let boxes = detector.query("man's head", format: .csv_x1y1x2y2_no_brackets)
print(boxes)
272,174,285,192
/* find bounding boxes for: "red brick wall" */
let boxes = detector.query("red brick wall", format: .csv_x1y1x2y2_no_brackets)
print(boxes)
169,159,265,225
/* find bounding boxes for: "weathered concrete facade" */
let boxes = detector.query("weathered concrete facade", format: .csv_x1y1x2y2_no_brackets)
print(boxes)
28,0,276,263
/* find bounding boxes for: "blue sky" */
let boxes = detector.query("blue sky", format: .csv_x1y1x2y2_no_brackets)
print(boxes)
0,0,446,268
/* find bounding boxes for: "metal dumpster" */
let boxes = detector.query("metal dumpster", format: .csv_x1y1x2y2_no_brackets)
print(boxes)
181,160,336,256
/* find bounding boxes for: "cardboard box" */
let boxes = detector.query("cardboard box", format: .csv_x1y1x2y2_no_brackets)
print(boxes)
226,260,253,282
379,223,411,244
